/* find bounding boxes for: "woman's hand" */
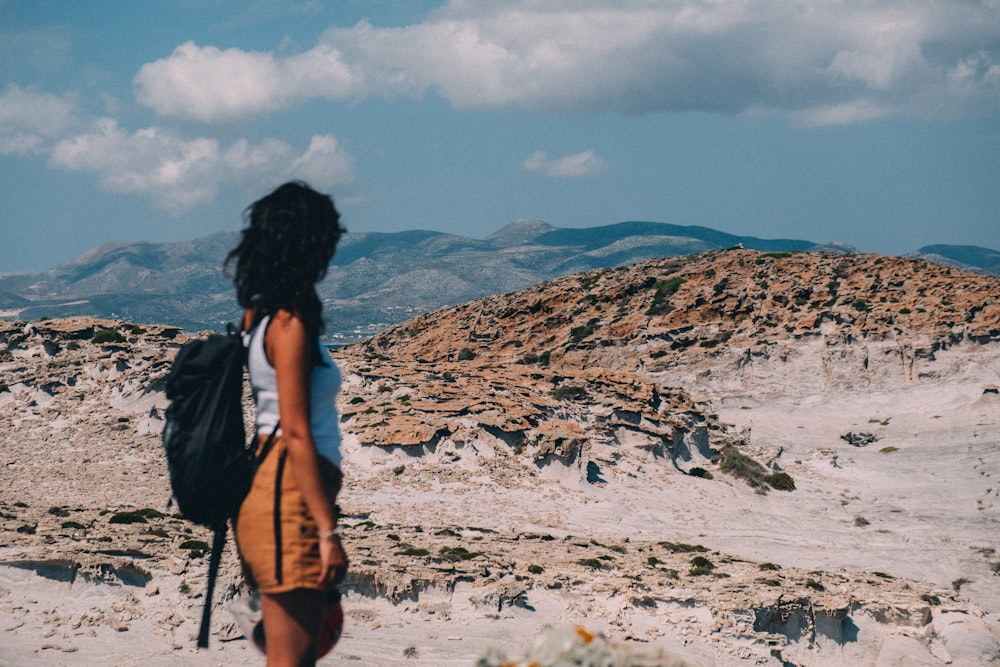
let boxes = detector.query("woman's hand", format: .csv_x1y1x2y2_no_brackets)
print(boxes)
319,532,349,587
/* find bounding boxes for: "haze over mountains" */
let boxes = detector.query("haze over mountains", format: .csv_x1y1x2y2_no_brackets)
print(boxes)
1,220,997,335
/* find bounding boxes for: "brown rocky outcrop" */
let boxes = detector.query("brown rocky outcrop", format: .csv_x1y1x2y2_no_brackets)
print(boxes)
355,249,1000,397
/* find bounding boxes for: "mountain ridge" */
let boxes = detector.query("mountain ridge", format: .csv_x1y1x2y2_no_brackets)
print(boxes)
1,220,996,335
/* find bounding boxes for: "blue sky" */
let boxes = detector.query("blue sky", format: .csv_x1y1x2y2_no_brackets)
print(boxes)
2,0,999,272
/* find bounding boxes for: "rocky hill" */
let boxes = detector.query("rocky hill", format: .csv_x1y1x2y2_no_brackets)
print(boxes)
1,249,999,665
359,249,1000,395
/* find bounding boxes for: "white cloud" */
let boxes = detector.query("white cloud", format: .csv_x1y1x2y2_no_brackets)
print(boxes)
134,42,295,123
132,1,1000,125
0,85,77,155
134,40,358,123
523,149,608,178
50,119,354,213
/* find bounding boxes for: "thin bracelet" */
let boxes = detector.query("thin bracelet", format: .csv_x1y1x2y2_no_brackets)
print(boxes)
319,527,340,539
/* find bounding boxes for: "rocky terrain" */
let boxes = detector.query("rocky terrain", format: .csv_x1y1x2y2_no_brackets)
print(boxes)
1,249,999,665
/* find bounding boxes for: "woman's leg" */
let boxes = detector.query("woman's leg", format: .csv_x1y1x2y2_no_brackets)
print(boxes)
260,588,325,667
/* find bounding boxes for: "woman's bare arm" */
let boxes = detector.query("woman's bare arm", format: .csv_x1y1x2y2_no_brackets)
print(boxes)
267,309,346,586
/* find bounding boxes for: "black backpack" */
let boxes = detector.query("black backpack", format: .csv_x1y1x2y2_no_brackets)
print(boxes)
162,325,276,648
163,327,252,528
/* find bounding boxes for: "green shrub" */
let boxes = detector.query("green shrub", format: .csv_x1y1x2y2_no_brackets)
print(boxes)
93,329,126,345
551,385,588,401
399,547,430,557
767,472,796,491
528,564,544,574
439,546,481,562
689,556,715,576
646,277,686,316
180,539,210,558
658,541,708,553
719,452,764,475
570,318,601,343
109,510,148,524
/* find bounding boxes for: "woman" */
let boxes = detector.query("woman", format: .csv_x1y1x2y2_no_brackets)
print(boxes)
225,181,348,666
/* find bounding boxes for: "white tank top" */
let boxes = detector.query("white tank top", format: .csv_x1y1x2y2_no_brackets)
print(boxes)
245,316,342,468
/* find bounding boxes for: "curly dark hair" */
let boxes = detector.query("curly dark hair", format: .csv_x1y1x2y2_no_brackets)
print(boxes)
225,181,345,342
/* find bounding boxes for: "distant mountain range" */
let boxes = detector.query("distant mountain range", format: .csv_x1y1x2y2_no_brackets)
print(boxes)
1,219,997,336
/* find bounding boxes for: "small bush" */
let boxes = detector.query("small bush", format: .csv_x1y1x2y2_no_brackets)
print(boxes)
439,546,482,562
719,452,765,475
767,472,796,491
109,511,148,524
578,558,605,569
646,277,686,316
569,318,601,343
61,521,87,530
658,541,708,553
551,385,588,401
528,564,544,574
180,539,210,558
759,562,781,571
805,578,825,591
399,547,430,557
93,329,125,345
689,556,715,576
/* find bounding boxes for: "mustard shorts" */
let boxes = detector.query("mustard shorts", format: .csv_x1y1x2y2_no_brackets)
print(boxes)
234,436,342,594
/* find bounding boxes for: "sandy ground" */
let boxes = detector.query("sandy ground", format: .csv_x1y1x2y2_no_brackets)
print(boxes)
2,339,1000,665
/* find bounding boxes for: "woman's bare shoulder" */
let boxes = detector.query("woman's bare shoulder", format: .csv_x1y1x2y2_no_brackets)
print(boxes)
266,310,309,345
